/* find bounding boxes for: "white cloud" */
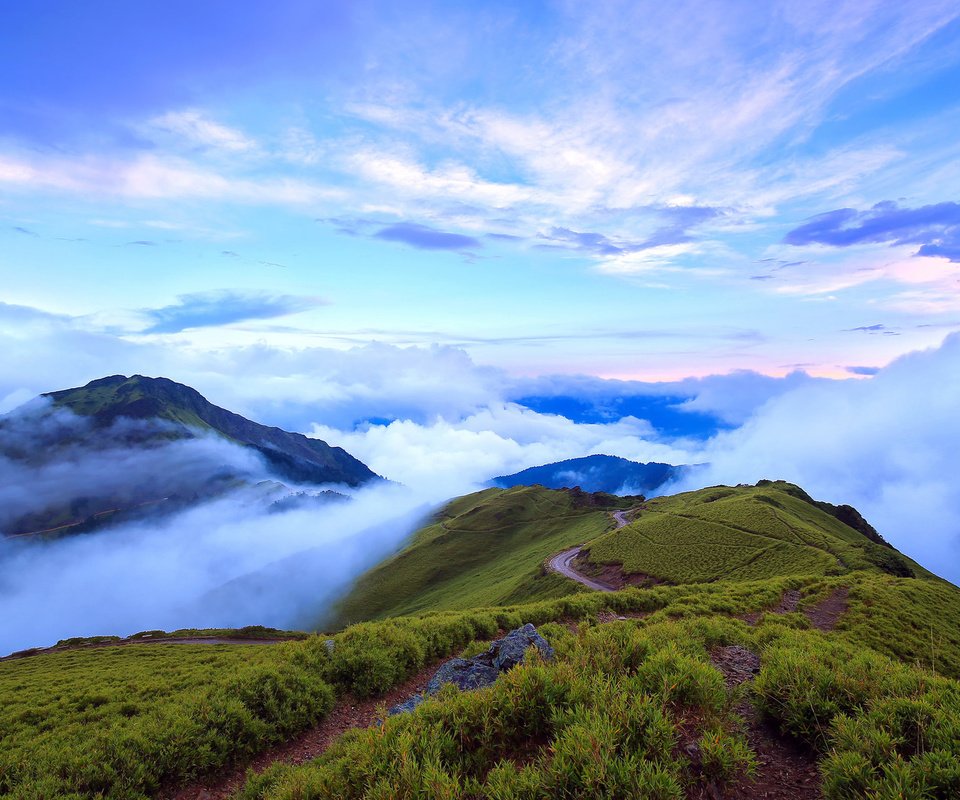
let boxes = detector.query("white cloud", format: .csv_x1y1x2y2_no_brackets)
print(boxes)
310,403,693,495
674,332,960,581
147,109,257,153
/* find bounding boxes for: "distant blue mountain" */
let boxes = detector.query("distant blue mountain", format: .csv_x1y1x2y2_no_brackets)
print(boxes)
513,394,729,439
491,454,683,496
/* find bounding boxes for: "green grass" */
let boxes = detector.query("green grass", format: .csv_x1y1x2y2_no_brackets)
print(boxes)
327,486,622,626
2,482,958,799
584,482,928,584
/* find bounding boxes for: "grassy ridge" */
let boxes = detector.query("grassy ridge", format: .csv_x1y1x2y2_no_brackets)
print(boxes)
328,486,627,626
4,567,959,799
585,482,927,583
244,614,960,800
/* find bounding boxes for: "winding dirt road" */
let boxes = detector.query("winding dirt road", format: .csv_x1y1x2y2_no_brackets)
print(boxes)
547,509,633,592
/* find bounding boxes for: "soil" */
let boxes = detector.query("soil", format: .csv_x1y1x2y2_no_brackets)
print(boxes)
706,645,822,800
164,661,440,800
740,588,801,625
804,586,849,631
571,553,666,590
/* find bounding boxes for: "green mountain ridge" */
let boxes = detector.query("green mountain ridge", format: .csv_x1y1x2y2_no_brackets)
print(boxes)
44,374,378,487
1,481,958,799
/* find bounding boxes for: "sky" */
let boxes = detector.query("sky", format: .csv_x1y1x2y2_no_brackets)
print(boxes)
2,1,960,585
2,1,960,380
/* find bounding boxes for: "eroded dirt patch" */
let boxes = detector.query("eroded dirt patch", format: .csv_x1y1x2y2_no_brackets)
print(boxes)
740,589,801,625
724,702,822,800
571,552,666,590
705,645,822,800
710,645,761,689
804,586,849,631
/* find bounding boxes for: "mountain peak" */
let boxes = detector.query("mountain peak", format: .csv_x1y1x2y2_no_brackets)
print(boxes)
41,374,379,488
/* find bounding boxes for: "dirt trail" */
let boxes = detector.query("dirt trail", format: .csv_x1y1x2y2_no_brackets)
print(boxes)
546,509,633,592
708,645,822,800
165,661,440,800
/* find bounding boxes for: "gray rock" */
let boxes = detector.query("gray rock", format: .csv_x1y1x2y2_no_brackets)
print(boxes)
388,624,553,715
388,694,425,716
490,623,554,671
323,638,336,656
426,658,500,695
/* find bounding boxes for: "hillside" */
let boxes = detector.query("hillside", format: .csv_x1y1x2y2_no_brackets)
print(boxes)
0,375,376,538
1,480,958,799
492,453,682,494
328,486,638,627
44,375,377,487
332,481,931,629
579,480,931,585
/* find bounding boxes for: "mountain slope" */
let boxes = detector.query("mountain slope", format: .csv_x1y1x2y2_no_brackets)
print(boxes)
580,480,931,584
492,453,681,494
44,374,377,487
1,480,958,799
328,486,638,627
333,481,932,630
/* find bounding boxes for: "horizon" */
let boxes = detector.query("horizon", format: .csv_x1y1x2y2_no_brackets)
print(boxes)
2,2,960,636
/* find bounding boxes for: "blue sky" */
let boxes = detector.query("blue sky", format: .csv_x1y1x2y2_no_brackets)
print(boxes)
2,0,960,382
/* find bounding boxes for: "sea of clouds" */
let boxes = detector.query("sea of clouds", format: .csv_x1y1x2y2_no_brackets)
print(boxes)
1,309,958,653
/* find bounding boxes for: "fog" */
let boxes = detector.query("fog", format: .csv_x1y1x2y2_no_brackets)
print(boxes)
672,333,960,582
0,403,461,655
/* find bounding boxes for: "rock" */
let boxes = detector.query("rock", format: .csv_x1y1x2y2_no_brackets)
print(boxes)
388,694,425,716
489,623,554,671
323,639,335,656
388,624,554,715
426,658,500,695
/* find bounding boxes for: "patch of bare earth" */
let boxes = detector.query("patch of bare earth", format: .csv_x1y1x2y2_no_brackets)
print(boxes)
163,661,440,800
595,609,650,624
740,588,800,625
804,586,849,631
570,552,665,590
701,645,822,800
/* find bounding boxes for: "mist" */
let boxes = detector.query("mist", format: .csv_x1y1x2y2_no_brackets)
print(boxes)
0,402,467,655
671,333,960,583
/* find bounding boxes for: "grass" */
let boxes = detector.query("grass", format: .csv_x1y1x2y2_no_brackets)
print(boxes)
584,482,929,584
2,482,958,799
327,486,622,626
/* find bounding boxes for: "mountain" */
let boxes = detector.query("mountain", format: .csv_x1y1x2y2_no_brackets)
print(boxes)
328,485,639,627
1,375,376,538
491,453,682,494
2,479,958,800
44,374,377,487
331,480,931,627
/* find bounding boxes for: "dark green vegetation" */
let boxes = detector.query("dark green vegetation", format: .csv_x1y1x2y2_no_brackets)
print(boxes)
583,481,929,584
492,453,682,494
1,375,375,537
329,486,637,626
45,375,376,487
1,481,958,799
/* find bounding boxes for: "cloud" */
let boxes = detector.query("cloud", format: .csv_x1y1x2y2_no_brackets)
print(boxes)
310,403,692,496
0,420,436,652
126,240,158,246
12,225,38,236
146,109,257,153
373,222,482,252
142,290,325,334
784,201,960,262
846,365,881,376
672,333,960,581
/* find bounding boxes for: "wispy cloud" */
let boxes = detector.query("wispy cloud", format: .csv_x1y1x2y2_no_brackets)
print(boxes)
142,291,326,334
785,201,960,261
374,222,482,252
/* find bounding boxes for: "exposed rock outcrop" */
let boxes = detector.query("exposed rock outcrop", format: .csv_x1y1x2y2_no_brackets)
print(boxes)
388,623,554,715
